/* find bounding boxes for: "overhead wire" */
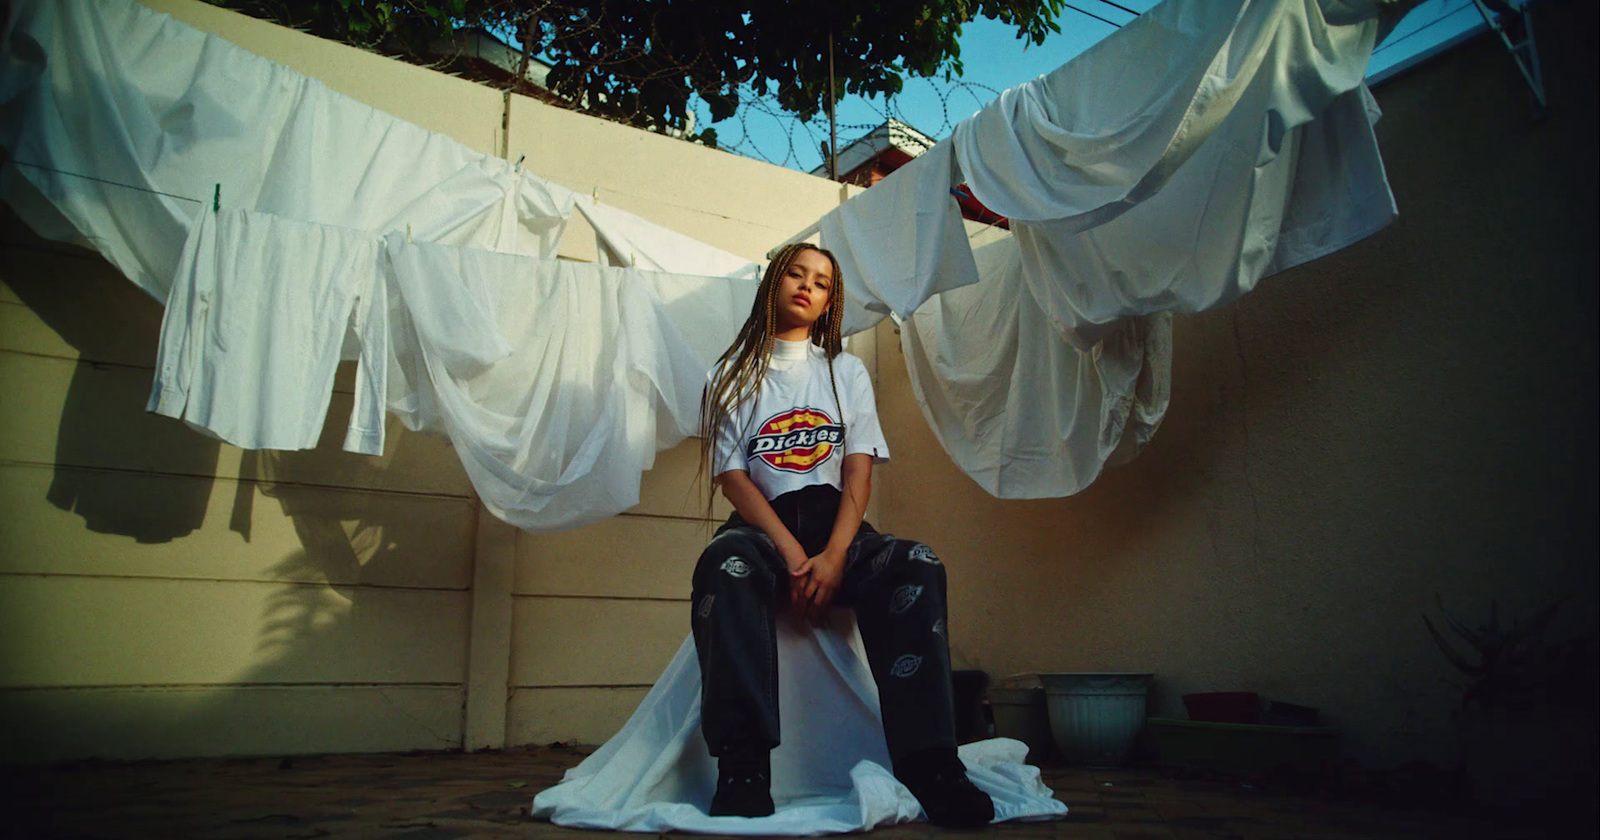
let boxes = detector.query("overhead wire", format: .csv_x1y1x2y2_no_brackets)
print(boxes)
1093,0,1144,17
1060,2,1129,30
1372,0,1476,55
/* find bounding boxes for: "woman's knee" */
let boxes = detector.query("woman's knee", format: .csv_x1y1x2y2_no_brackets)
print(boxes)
693,529,778,591
889,539,947,586
851,538,947,612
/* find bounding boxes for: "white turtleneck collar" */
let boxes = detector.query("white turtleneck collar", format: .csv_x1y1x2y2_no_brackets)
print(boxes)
770,337,814,369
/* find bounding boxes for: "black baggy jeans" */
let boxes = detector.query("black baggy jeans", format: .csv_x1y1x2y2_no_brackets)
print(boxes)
690,484,957,765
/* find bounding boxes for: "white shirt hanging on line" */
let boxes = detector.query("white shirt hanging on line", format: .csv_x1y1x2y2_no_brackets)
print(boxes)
147,208,388,455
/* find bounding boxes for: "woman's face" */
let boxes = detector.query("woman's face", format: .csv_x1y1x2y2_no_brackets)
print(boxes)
775,248,834,333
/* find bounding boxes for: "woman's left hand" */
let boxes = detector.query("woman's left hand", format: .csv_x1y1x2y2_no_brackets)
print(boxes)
797,548,846,624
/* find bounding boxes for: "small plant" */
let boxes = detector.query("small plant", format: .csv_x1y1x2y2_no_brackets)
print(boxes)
1423,595,1591,715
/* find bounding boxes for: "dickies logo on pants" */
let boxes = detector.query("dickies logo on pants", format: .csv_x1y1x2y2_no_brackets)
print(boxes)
747,407,843,473
889,584,923,615
891,654,922,678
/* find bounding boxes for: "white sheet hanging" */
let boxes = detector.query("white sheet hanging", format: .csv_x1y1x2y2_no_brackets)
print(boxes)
1,0,775,531
955,0,1384,227
533,614,1067,834
148,208,388,454
1,0,1406,515
383,238,753,531
901,237,1171,498
0,0,576,305
815,140,981,336
955,0,1396,347
577,196,761,281
799,0,1399,498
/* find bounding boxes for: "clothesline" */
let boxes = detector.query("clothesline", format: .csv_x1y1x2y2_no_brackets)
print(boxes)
8,160,209,206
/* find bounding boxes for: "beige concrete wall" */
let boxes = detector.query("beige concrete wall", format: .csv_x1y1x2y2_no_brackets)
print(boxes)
0,0,850,760
0,214,476,760
871,17,1598,770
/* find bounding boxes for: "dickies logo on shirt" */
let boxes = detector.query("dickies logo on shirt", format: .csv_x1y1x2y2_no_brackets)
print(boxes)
747,407,843,473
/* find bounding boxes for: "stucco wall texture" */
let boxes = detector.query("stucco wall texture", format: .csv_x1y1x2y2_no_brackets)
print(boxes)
0,0,1593,773
872,8,1598,769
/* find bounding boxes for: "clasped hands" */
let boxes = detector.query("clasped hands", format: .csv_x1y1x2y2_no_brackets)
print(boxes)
782,544,845,625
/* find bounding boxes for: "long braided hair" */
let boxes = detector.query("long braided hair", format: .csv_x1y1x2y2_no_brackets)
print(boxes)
699,242,847,507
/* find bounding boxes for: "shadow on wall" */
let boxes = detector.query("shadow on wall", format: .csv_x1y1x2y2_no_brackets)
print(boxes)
177,441,474,756
2,204,473,759
3,225,219,543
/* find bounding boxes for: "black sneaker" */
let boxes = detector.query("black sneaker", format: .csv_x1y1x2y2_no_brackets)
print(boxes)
895,747,995,827
709,751,774,818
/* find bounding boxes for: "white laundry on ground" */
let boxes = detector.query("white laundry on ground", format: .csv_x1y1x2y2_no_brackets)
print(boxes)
148,208,388,454
533,614,1067,834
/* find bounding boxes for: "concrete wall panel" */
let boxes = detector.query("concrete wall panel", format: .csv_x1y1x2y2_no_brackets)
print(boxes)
0,685,463,762
0,575,469,687
514,516,704,600
0,349,471,496
0,464,473,590
509,597,684,687
507,687,651,748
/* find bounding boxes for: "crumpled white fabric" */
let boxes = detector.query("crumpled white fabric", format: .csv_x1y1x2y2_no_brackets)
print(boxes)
577,195,761,281
954,0,1396,348
901,236,1171,498
866,0,1397,499
533,613,1067,834
149,208,389,454
2,0,782,531
955,0,1384,227
383,237,754,531
816,139,981,336
0,0,1405,518
0,0,575,306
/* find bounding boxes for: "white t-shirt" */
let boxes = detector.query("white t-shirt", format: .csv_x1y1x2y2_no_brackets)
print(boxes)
712,339,890,501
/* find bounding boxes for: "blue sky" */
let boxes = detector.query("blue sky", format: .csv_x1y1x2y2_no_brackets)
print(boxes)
695,0,1489,173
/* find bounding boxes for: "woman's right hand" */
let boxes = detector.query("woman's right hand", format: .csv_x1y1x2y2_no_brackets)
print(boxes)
717,470,813,621
779,539,811,577
778,540,814,623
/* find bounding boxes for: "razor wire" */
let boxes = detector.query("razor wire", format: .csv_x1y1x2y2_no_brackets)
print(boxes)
691,74,1005,173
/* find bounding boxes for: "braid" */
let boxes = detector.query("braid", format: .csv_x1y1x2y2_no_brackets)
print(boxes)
812,249,848,462
698,242,852,515
698,242,824,515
